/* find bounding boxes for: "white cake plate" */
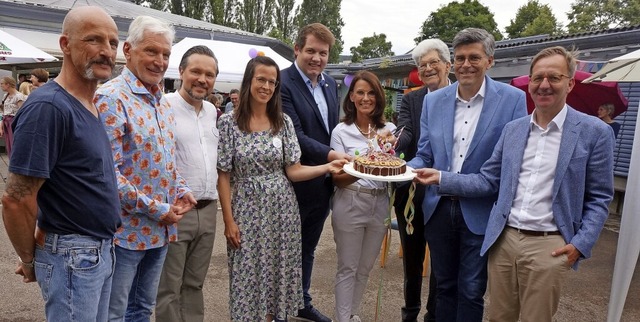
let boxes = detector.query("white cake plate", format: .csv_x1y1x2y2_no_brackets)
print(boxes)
343,162,417,182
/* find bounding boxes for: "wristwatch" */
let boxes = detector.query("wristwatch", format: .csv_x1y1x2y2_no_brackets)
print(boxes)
19,257,35,268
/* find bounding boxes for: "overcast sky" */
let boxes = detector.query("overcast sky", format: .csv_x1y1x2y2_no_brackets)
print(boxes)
335,0,574,55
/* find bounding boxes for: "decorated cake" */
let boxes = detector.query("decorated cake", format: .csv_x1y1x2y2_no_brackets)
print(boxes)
353,151,406,176
352,128,406,176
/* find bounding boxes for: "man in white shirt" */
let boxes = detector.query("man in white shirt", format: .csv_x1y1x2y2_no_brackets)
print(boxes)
415,46,615,322
156,45,220,322
406,28,527,322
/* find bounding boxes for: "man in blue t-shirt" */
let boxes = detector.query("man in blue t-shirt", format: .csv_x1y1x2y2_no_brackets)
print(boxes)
1,6,122,322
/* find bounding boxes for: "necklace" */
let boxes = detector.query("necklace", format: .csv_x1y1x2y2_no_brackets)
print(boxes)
355,122,375,138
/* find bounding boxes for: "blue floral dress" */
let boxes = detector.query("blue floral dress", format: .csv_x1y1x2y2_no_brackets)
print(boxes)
217,113,304,321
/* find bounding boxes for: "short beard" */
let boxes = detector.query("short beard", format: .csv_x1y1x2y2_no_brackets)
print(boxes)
186,87,207,101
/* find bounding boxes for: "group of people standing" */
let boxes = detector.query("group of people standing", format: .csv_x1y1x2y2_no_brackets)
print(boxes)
0,4,615,322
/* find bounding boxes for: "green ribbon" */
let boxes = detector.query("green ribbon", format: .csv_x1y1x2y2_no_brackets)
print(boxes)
403,182,416,235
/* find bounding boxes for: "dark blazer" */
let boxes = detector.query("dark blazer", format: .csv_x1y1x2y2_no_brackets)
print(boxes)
407,76,527,235
395,86,428,161
280,64,339,166
439,107,615,265
280,64,339,205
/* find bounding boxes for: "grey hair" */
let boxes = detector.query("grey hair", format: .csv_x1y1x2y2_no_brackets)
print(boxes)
452,28,495,58
126,16,175,48
412,39,451,66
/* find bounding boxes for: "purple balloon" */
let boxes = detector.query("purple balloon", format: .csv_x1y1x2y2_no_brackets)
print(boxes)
248,48,258,58
344,74,354,87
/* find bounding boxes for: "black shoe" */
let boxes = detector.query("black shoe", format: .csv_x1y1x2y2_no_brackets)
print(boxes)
296,305,332,322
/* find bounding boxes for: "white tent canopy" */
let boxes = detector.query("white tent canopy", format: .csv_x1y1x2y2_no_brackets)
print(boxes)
166,38,292,93
584,49,640,83
0,29,58,65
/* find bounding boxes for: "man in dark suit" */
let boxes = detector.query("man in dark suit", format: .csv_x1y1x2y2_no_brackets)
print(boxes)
415,46,614,322
281,23,349,322
394,38,451,322
407,28,527,322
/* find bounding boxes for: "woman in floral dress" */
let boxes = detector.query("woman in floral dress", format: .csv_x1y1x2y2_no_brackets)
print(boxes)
217,56,347,322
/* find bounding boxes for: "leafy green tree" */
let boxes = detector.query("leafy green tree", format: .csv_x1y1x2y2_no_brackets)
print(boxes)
237,0,274,34
414,0,503,44
208,0,239,28
269,0,297,45
567,0,622,33
506,0,562,38
295,0,345,63
170,0,207,20
349,33,394,62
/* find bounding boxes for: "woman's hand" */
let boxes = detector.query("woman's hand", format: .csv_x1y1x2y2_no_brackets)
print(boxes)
224,220,241,249
328,159,348,174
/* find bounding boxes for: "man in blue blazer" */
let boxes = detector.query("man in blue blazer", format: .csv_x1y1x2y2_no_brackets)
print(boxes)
281,23,349,322
415,46,614,322
407,28,527,322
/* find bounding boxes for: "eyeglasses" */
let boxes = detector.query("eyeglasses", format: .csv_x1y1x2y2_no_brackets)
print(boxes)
254,76,279,88
529,73,571,85
453,55,484,65
418,59,442,70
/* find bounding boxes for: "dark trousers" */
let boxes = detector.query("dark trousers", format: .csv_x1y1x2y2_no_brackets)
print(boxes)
395,183,436,322
294,176,333,307
2,115,14,157
424,198,488,322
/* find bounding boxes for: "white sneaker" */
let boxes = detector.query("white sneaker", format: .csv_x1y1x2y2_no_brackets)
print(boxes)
349,315,362,322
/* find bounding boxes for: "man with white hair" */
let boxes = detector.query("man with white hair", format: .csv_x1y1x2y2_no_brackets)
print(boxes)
94,16,196,320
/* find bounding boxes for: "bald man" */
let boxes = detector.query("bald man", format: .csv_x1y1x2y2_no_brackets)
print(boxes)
2,6,121,321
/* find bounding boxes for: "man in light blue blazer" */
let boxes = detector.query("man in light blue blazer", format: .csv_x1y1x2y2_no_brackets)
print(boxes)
407,28,527,322
415,46,614,322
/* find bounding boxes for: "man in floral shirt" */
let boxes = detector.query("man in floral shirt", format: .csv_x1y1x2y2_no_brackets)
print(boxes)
94,16,196,320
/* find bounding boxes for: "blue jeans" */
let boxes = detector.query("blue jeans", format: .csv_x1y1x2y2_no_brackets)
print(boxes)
424,199,488,322
108,245,168,322
34,233,115,322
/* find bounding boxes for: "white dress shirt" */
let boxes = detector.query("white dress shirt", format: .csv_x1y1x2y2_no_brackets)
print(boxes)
166,92,219,201
452,80,486,173
294,61,329,132
508,105,568,231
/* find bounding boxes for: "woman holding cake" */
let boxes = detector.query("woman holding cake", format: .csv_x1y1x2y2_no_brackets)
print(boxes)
330,70,397,322
217,56,347,322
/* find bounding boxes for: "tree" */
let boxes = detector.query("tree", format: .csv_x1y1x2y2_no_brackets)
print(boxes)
505,0,562,38
566,0,640,33
237,0,274,34
414,0,503,44
295,0,345,63
268,0,297,45
208,0,239,28
170,0,207,20
349,33,394,62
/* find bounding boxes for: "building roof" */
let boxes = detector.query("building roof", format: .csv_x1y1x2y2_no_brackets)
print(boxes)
0,0,294,71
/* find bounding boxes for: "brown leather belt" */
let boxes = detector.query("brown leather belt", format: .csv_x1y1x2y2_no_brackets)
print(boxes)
194,199,213,210
508,226,561,237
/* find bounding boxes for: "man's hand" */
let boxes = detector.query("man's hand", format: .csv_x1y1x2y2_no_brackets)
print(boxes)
552,243,581,267
328,150,353,163
159,205,186,225
15,262,36,283
413,168,440,185
174,192,197,215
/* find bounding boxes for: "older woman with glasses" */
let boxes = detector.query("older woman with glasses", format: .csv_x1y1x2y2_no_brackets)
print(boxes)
217,56,346,322
330,70,397,322
394,38,451,322
0,76,28,157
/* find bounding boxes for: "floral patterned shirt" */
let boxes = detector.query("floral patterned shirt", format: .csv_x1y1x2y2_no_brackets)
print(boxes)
95,68,190,250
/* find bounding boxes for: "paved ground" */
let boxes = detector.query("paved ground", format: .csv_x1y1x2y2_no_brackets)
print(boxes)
0,153,639,321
